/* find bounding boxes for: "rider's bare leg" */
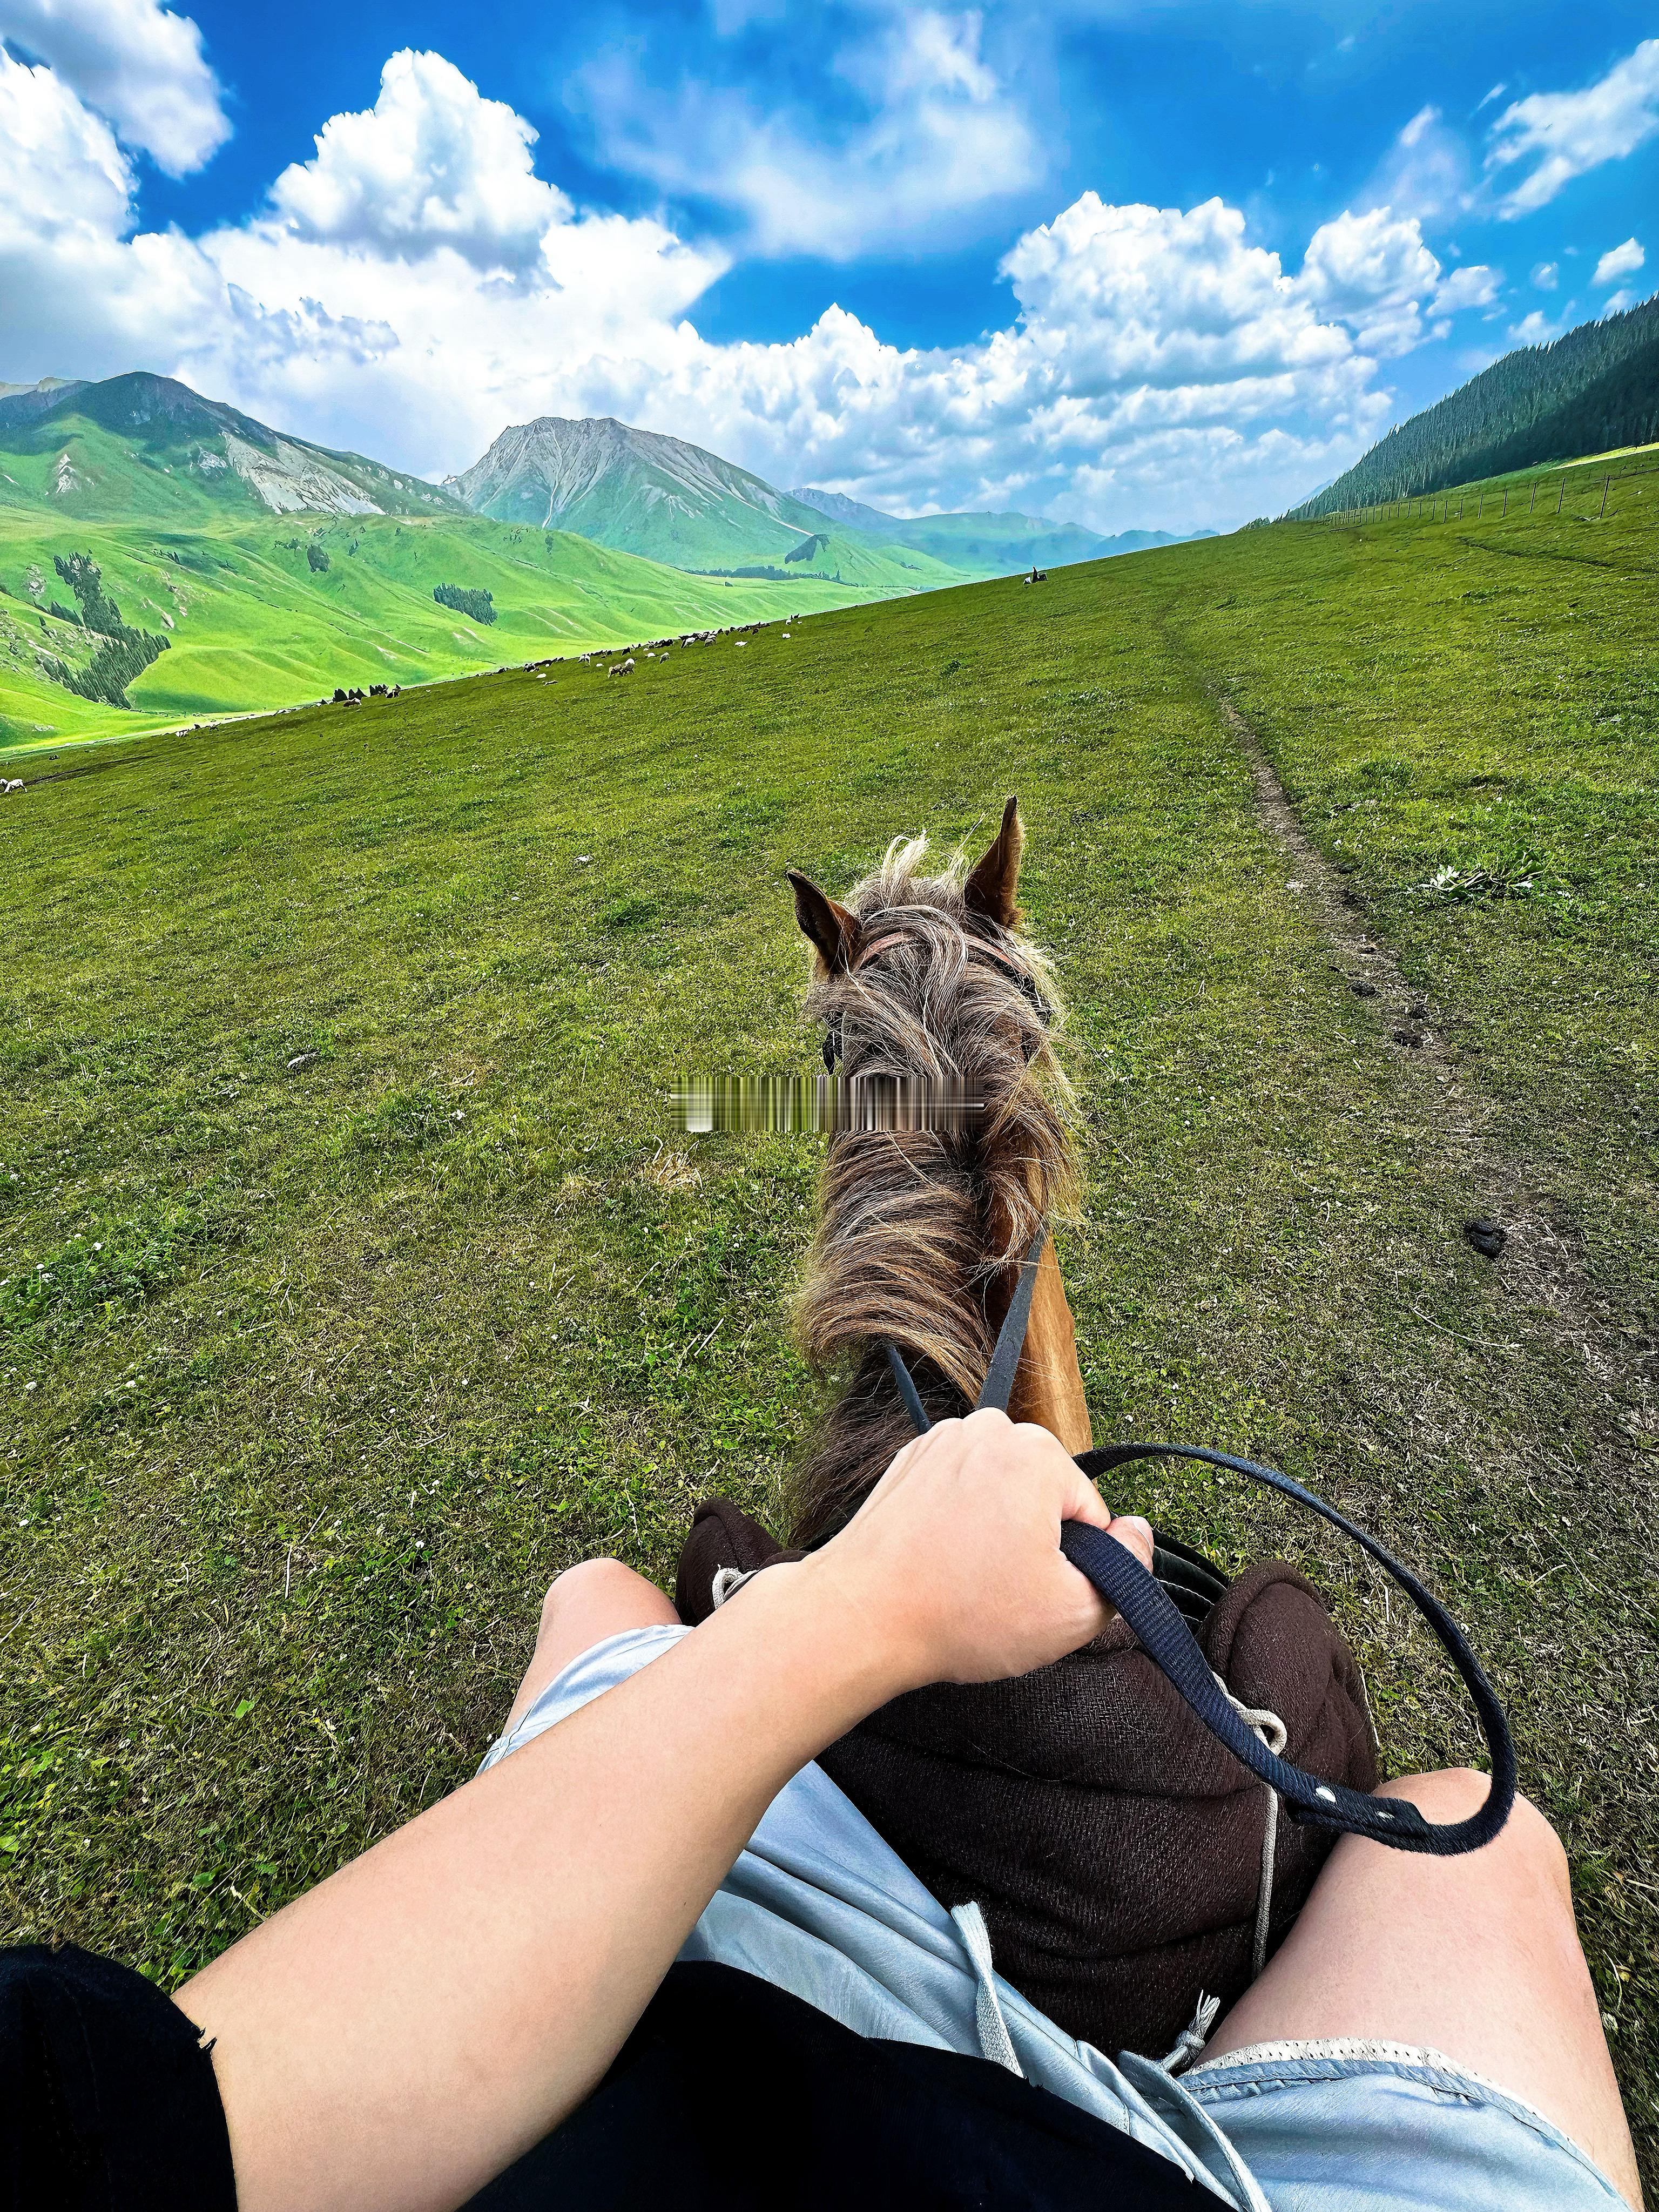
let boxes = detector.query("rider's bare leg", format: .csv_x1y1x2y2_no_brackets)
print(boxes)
500,1559,680,1738
1202,1768,1642,2208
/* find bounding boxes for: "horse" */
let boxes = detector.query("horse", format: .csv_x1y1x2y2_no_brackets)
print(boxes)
763,805,1381,2059
784,797,1092,1547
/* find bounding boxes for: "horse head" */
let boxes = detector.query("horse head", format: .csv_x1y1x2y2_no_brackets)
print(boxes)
785,798,1093,1545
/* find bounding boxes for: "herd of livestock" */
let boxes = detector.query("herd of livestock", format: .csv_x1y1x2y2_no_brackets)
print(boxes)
580,619,784,678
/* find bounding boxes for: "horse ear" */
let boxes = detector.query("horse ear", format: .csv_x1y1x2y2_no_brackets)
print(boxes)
965,796,1024,925
787,869,860,973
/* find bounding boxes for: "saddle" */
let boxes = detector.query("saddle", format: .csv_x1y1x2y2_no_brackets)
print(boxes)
677,1498,1376,2059
675,1230,1514,2065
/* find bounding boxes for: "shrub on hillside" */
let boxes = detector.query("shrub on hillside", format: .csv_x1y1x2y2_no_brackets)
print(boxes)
433,582,496,624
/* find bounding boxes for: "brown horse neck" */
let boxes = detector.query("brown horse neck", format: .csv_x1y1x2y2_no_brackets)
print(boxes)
1004,1240,1093,1455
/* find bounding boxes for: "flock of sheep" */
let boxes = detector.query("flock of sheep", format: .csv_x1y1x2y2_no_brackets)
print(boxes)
581,619,788,678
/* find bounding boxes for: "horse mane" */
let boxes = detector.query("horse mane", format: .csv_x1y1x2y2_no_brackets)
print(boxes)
787,830,1081,1547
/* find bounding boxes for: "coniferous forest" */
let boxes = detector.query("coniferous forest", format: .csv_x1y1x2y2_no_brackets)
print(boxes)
1292,294,1659,515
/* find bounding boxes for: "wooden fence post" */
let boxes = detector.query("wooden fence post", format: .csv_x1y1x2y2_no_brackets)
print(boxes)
1600,477,1609,518
1502,488,1508,517
1530,481,1537,514
1556,477,1565,515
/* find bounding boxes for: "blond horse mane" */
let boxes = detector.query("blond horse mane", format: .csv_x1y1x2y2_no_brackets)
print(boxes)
787,810,1083,1546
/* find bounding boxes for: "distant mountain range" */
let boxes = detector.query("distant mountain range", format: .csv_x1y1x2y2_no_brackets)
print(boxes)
1292,292,1659,515
0,375,922,747
788,488,1209,572
0,369,1209,747
446,412,1204,584
449,416,960,591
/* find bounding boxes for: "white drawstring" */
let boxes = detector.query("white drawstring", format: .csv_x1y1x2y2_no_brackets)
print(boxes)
950,1901,1024,2076
710,1565,755,1607
1158,1991,1222,2073
1216,1673,1287,1981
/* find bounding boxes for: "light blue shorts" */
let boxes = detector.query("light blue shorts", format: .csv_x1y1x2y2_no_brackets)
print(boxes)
481,1624,1626,2212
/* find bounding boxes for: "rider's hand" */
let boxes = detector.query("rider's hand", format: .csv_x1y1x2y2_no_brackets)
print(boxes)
802,1407,1154,1692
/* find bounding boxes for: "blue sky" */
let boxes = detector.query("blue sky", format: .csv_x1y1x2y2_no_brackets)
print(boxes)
1,0,1654,530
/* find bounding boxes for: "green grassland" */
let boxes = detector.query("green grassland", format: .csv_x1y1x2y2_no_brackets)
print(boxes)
0,512,925,752
2,479,1656,2169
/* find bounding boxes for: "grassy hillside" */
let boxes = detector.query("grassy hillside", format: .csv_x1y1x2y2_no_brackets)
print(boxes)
0,512,932,751
1297,292,1659,514
2,495,1655,2168
0,377,956,747
0,373,464,527
694,524,965,591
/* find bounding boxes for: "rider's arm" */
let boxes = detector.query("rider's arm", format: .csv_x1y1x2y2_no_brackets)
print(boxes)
179,1411,1150,2212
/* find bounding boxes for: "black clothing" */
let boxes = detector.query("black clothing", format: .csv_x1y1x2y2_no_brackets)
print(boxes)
472,1960,1209,2209
1,1944,1206,2209
0,1943,235,2212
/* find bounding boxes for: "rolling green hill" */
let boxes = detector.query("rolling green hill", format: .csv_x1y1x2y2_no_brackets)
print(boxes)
0,372,466,527
450,413,962,590
0,511,926,749
2,480,1655,2168
0,376,967,748
1294,292,1659,515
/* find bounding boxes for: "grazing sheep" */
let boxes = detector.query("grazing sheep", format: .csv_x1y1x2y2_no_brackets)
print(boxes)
608,656,636,677
4,778,22,793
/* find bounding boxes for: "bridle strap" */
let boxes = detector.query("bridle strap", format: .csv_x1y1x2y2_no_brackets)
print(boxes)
880,1230,1518,1857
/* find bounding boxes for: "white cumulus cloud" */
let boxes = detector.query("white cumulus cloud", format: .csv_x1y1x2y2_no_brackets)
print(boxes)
571,8,1042,261
1292,206,1495,356
0,0,227,174
0,45,1443,532
1487,37,1659,217
270,50,572,271
1297,206,1442,354
1432,263,1501,314
1592,236,1645,289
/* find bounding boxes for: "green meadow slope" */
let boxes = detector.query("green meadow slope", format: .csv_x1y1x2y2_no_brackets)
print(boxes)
2,484,1655,2167
0,512,929,749
0,376,959,748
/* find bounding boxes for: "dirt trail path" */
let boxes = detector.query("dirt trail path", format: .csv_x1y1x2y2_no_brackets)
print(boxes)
1204,670,1654,1439
1184,659,1659,2161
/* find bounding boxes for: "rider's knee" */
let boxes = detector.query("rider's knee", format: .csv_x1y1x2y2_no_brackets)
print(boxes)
539,1554,638,1629
1382,1768,1569,1889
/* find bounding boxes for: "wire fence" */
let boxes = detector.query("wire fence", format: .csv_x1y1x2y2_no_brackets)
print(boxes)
1311,453,1659,532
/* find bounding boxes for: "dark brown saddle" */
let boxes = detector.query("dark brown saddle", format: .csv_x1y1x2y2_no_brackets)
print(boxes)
676,1496,1378,2061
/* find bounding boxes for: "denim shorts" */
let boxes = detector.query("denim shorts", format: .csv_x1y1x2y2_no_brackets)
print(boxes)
481,1625,1626,2212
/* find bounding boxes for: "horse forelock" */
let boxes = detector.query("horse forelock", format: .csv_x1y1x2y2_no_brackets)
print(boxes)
787,839,1081,1545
